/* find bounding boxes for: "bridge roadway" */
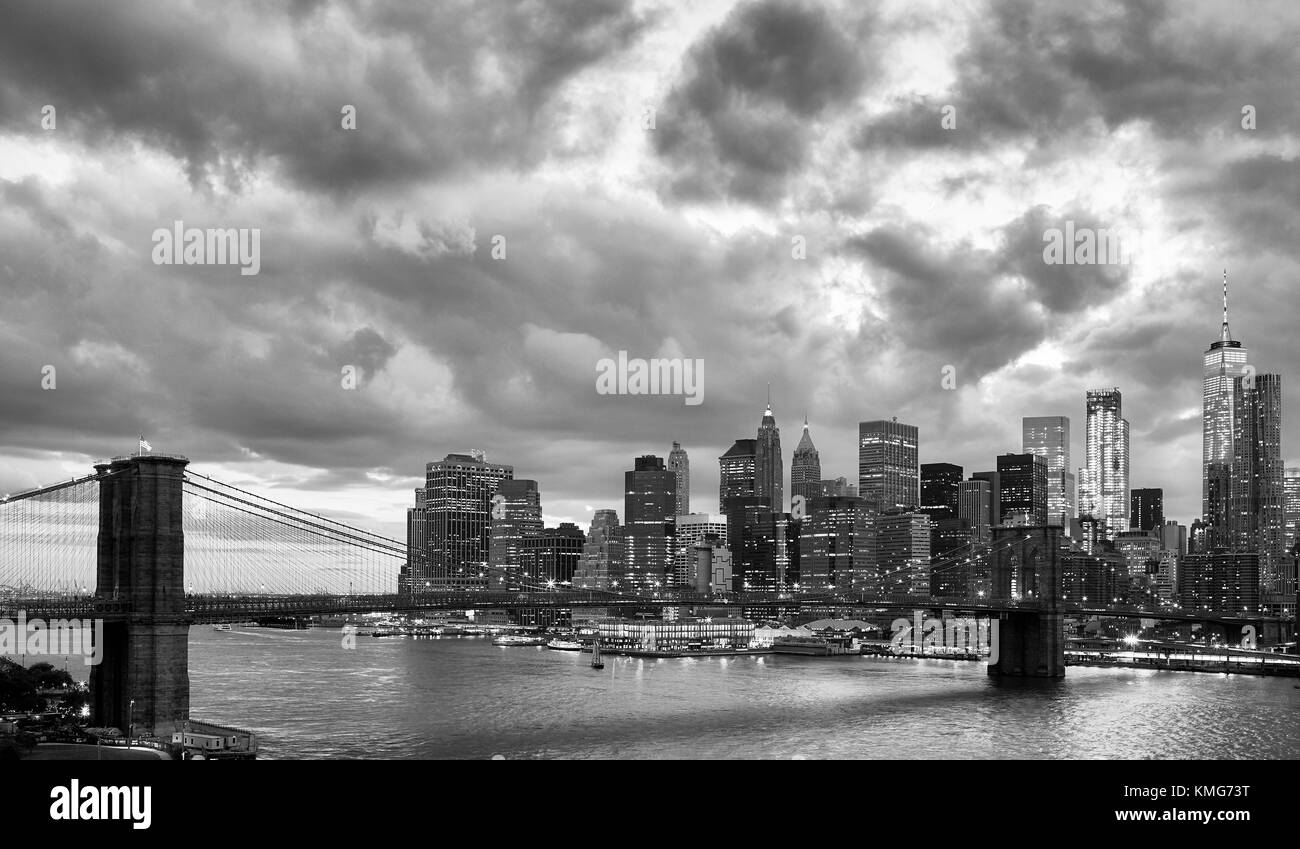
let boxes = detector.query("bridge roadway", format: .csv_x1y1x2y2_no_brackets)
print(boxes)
2,590,1277,628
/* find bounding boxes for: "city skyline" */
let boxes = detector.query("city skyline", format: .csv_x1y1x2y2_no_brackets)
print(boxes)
4,1,1300,546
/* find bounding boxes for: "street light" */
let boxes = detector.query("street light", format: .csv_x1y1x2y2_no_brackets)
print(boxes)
127,699,135,749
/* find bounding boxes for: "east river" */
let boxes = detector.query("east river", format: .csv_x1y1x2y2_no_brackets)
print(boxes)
159,627,1300,759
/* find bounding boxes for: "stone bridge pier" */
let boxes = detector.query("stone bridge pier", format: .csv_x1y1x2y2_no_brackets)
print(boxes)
988,526,1065,678
90,455,191,737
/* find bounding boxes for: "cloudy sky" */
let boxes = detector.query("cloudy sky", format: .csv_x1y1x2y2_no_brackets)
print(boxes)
2,0,1298,540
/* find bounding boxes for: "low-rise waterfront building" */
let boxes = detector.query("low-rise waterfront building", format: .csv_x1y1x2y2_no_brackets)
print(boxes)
588,617,753,651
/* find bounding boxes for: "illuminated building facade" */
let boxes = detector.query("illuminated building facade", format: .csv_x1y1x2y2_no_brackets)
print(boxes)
1023,416,1075,528
573,509,623,590
488,478,542,586
1079,388,1129,540
997,452,1048,526
719,439,757,513
959,479,992,543
672,514,728,587
1203,271,1250,547
624,455,677,592
1230,373,1287,601
424,452,514,586
859,419,919,511
798,495,872,592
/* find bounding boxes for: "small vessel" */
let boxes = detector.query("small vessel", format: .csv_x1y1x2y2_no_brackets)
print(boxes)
492,634,547,647
591,639,604,669
546,638,583,651
212,623,233,632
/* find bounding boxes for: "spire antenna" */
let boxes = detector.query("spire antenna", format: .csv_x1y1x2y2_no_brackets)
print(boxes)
1220,269,1231,342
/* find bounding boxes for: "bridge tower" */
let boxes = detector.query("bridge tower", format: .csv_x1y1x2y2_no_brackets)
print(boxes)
90,455,190,737
988,525,1065,677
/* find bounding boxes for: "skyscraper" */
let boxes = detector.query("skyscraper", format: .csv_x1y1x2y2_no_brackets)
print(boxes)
1129,488,1164,533
755,397,784,513
874,511,931,595
424,452,514,586
668,442,690,516
970,471,1000,533
859,419,919,511
1230,373,1285,600
959,479,992,543
725,498,785,593
672,514,728,588
790,415,822,506
1203,271,1250,546
573,509,624,590
930,516,973,597
521,523,585,585
1023,416,1075,528
488,479,543,587
997,453,1048,526
1079,388,1129,540
1179,551,1260,613
1285,468,1300,557
624,455,677,591
919,463,963,520
1160,519,1188,558
718,439,757,513
799,495,871,592
402,488,429,594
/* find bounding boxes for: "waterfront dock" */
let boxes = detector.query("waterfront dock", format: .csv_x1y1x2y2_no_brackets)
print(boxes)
614,647,773,658
1065,650,1300,677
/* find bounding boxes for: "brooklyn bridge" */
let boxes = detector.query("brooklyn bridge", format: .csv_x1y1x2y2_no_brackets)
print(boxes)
0,454,1282,736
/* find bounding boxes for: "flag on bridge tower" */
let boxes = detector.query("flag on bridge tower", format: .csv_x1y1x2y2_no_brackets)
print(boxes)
138,434,153,454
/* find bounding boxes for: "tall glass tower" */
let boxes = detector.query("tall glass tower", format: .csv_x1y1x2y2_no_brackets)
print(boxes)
1022,416,1074,528
1203,271,1249,545
1079,389,1129,540
1231,373,1285,600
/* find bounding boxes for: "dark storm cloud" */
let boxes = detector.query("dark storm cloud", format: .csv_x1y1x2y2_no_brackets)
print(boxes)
1173,154,1300,256
997,206,1131,314
0,175,423,483
5,0,1300,528
0,0,650,192
653,0,875,203
331,327,397,386
842,224,1044,383
857,0,1300,154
